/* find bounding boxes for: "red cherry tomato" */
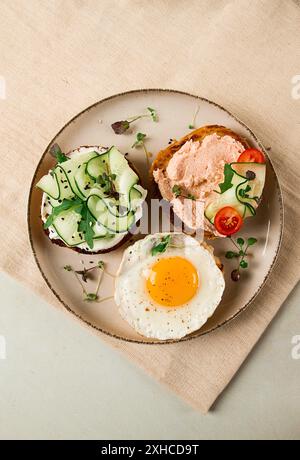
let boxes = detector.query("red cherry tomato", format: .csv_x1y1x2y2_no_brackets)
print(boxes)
214,206,243,236
238,149,265,164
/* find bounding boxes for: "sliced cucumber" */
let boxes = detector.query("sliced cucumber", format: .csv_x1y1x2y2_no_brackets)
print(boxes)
93,222,110,239
87,182,145,218
205,188,252,223
36,171,60,200
86,147,139,209
231,162,266,181
101,210,135,233
129,185,146,211
51,206,111,246
52,208,84,247
87,194,135,233
74,164,95,198
204,162,266,224
231,162,266,204
235,181,258,211
86,151,109,180
40,146,147,248
130,186,142,200
87,187,126,217
60,151,99,198
108,147,138,196
48,166,74,206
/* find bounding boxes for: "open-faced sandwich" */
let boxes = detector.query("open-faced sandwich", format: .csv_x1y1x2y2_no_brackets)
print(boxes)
114,233,225,340
36,145,147,253
151,125,266,237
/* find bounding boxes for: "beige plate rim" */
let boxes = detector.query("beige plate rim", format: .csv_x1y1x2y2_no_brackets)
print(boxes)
27,88,284,345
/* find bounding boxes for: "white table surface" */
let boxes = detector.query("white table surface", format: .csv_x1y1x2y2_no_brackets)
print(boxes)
0,271,299,440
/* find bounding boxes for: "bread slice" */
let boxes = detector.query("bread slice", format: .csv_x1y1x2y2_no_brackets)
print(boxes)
150,125,249,238
42,146,143,255
150,125,248,176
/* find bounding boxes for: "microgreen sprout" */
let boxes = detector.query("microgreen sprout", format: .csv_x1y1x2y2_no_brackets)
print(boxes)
188,104,201,129
132,132,151,167
63,261,115,302
49,143,68,163
172,185,196,200
225,236,258,281
151,235,171,256
111,107,158,134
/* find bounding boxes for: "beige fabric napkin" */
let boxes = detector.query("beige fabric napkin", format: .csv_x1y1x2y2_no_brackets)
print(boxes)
0,0,299,413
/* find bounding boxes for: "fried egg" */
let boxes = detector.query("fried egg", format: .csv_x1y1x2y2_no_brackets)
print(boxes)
114,233,225,340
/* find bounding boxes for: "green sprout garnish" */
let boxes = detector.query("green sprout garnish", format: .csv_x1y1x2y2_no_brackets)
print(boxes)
111,107,158,134
226,236,258,281
63,261,115,302
188,104,200,129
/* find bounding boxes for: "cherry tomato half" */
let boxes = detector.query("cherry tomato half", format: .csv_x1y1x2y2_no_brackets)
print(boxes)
214,206,243,236
238,148,265,164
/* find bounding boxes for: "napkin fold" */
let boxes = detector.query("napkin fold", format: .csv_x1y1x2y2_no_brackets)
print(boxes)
0,0,299,412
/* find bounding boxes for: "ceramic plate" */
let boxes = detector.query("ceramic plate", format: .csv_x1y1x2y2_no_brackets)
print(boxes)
28,89,283,344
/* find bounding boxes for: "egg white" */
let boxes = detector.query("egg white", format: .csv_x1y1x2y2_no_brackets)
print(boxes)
114,233,225,340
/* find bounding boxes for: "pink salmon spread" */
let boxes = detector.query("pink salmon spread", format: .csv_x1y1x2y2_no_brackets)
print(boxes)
153,133,245,233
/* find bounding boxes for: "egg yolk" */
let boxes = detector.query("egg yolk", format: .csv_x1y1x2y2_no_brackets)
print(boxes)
146,257,199,307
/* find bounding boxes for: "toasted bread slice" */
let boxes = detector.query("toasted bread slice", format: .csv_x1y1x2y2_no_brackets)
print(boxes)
150,125,249,176
150,125,250,238
42,147,143,255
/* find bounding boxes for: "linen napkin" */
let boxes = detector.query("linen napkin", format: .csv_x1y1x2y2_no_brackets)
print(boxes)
0,0,299,412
